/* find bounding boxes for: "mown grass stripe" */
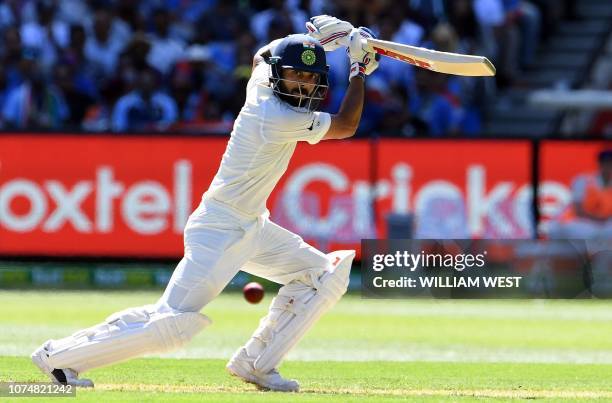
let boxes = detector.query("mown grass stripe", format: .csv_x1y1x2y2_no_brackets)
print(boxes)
93,383,612,399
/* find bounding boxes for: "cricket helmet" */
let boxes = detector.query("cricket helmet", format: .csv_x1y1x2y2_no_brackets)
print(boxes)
267,34,329,111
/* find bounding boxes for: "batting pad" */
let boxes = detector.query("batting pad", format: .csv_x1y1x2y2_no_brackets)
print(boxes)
244,250,355,373
44,305,210,374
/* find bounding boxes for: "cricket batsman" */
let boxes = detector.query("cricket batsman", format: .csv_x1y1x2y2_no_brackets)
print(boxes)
31,16,377,392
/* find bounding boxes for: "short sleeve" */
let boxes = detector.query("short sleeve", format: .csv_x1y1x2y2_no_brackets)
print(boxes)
263,105,331,145
303,111,332,144
247,62,270,91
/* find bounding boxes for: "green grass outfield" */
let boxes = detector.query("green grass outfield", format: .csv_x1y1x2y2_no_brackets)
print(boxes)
1,290,612,402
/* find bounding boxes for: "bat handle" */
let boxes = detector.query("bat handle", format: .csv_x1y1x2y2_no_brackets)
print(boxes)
361,38,381,62
361,38,371,52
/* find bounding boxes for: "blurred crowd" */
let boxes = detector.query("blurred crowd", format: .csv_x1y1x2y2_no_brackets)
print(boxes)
0,0,577,136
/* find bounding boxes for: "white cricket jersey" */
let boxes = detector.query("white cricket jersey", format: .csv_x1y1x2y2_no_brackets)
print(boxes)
203,61,332,217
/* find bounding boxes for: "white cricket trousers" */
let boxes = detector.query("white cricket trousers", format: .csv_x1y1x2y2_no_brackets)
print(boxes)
157,198,330,313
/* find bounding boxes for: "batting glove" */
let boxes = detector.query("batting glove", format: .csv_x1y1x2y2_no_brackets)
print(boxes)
306,15,353,52
347,27,379,79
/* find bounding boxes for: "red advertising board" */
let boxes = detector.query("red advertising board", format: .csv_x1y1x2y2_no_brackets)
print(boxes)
4,136,593,258
0,135,226,257
376,140,533,239
0,135,370,257
539,140,611,229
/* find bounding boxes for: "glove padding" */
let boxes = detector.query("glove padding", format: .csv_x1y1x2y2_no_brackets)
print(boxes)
306,15,353,52
347,27,379,76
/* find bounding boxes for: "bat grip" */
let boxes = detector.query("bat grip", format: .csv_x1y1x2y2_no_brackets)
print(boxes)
361,38,371,52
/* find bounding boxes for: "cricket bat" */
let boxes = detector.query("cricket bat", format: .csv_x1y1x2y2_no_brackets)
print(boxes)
363,38,496,77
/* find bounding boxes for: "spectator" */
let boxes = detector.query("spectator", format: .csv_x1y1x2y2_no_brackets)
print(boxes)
376,82,426,137
172,44,229,114
56,0,92,26
2,47,69,129
111,66,177,132
447,0,480,50
171,0,216,24
100,35,152,114
84,8,126,77
114,0,146,33
191,20,237,75
266,16,294,45
120,32,152,72
19,1,69,72
410,69,464,136
1,26,24,90
474,0,520,87
428,23,483,134
170,58,206,123
251,0,307,46
62,24,87,67
53,62,95,128
505,0,541,70
198,0,249,42
474,0,541,87
0,0,21,31
146,8,185,75
60,24,97,98
373,10,422,91
407,0,448,31
548,149,612,239
230,33,258,115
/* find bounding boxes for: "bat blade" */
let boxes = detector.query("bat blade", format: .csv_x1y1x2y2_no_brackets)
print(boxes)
364,38,496,77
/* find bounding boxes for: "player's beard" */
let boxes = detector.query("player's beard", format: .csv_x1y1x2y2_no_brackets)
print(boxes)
272,76,328,111
291,89,309,106
279,83,310,108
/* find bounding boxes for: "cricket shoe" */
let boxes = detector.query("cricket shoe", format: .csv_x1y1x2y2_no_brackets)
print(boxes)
31,341,94,387
226,348,299,392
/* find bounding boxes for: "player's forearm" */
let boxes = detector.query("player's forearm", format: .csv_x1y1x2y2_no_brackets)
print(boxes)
334,77,364,138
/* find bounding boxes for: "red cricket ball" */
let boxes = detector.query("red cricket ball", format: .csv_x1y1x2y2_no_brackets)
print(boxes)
243,282,264,304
